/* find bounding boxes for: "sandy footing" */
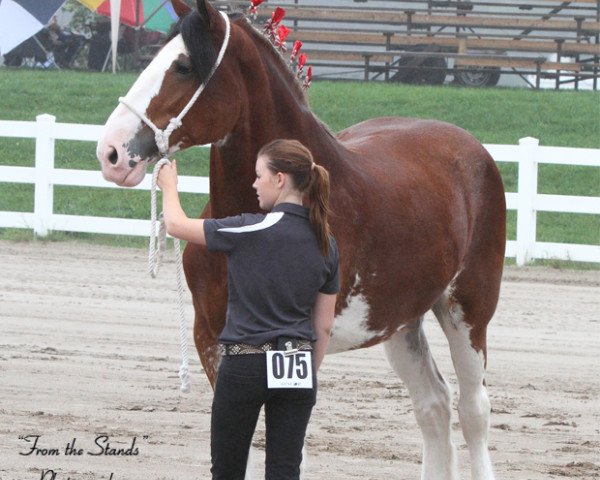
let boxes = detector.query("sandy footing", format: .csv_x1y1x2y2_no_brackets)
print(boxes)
1,240,598,479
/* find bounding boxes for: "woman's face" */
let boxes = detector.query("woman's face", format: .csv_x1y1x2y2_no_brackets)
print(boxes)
253,155,281,211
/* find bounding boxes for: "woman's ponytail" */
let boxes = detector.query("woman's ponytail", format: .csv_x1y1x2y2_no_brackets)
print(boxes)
308,164,332,258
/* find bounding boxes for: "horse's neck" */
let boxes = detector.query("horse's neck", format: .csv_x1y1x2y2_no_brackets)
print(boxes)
208,138,260,218
209,67,344,219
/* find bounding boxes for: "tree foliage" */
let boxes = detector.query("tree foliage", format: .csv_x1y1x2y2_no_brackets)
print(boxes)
62,0,98,33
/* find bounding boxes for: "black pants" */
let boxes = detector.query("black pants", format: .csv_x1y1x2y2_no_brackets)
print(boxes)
211,354,317,480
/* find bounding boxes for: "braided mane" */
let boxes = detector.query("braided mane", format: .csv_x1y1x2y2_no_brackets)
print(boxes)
234,13,309,104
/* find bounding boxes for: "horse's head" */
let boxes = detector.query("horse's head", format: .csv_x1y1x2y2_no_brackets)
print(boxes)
97,0,242,186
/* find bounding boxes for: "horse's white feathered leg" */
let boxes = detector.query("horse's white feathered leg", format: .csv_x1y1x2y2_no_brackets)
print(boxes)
300,446,307,479
384,317,459,480
244,445,256,480
433,296,495,480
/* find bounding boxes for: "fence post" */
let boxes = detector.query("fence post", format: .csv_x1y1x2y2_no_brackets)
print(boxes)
515,136,539,266
33,114,56,237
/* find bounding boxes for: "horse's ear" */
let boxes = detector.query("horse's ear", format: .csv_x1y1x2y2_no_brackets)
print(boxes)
196,0,216,27
171,0,192,18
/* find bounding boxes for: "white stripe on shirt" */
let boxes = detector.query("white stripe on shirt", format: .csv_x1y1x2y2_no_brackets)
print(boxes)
217,212,284,234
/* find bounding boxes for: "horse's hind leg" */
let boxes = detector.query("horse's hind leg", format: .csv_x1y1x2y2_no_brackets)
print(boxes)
384,317,459,480
433,278,498,480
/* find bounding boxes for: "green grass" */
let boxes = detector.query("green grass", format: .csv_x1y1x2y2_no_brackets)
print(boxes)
0,69,598,263
310,81,600,148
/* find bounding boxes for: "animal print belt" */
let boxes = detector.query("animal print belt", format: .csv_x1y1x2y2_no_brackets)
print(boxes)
220,340,313,356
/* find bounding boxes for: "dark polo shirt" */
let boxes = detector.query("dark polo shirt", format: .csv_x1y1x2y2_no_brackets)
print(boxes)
203,203,339,346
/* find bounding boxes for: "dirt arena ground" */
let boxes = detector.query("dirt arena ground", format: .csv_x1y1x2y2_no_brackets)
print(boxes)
1,240,598,480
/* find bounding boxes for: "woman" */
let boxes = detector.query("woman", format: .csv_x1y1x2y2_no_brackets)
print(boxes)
157,139,339,480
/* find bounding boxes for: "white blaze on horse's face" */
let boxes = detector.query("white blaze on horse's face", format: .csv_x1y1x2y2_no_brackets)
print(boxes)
96,35,188,187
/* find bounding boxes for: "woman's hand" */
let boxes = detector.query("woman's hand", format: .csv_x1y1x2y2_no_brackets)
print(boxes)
157,160,178,191
157,159,207,245
311,292,337,371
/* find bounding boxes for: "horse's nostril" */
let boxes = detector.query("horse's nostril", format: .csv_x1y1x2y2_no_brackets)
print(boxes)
108,147,118,165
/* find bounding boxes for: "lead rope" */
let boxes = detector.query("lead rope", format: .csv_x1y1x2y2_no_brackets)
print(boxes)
149,159,191,393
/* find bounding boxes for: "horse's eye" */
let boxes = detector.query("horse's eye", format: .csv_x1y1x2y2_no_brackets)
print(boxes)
174,60,193,76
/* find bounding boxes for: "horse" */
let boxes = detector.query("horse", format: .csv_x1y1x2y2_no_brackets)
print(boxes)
96,1,506,478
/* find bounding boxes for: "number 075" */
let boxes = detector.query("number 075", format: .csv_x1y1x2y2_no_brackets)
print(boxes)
271,352,309,380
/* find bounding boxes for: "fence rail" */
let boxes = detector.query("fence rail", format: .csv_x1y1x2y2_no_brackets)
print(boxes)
0,114,598,266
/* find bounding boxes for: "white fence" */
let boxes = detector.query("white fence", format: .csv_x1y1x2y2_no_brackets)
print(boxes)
0,114,599,266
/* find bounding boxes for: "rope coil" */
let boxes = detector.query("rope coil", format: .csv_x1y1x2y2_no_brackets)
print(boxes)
150,158,191,394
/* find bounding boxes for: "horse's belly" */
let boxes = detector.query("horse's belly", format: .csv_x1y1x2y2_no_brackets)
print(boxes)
327,294,384,354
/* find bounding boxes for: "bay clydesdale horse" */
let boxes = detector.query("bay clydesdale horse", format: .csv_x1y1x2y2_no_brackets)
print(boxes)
96,1,506,478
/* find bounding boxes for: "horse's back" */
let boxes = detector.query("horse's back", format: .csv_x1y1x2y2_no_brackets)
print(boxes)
338,116,495,172
336,116,504,219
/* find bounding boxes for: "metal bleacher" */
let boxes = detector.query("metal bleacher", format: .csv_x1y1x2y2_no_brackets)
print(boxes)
216,0,600,88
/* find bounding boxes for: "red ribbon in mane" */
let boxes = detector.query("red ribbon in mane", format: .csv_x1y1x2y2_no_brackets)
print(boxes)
248,6,312,90
263,7,286,43
248,0,264,18
290,40,302,64
296,52,307,78
302,66,312,90
275,25,290,51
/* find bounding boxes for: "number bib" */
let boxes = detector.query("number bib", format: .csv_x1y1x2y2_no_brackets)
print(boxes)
266,351,313,389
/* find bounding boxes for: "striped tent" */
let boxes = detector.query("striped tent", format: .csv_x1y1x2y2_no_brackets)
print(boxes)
0,0,66,55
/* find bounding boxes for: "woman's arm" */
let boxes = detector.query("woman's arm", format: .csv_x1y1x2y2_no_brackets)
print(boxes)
157,160,206,245
311,292,337,371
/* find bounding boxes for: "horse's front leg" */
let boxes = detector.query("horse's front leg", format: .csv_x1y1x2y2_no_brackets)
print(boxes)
184,243,227,387
192,309,222,387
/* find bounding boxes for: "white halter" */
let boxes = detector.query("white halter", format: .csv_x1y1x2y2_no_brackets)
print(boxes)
119,10,231,158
